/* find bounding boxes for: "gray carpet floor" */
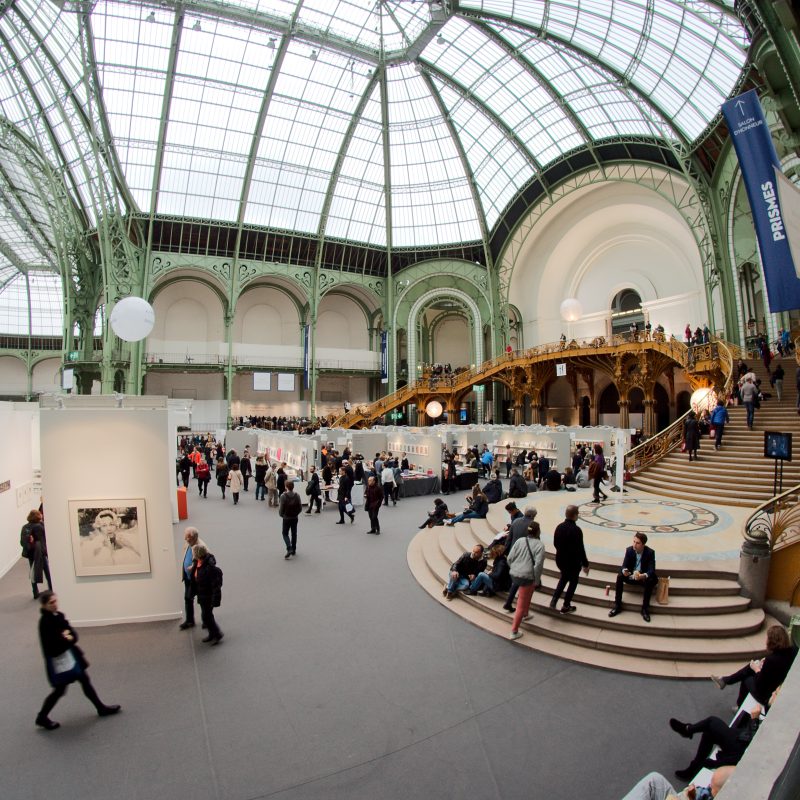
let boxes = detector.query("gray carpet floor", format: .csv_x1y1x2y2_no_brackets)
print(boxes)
1,483,734,800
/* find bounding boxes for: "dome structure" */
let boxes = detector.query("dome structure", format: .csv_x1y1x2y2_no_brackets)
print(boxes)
0,1,748,322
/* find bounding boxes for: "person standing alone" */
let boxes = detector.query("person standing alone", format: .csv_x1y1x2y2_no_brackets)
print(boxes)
278,479,302,558
364,475,383,535
549,505,589,614
710,398,729,450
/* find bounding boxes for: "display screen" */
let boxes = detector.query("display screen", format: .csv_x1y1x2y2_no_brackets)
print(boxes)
764,431,792,461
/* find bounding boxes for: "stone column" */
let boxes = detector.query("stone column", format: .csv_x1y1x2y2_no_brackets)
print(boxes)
739,539,771,609
643,399,657,436
617,398,630,429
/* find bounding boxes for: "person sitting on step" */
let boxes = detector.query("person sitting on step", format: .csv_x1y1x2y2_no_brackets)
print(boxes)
508,467,528,498
418,498,449,529
608,532,658,623
620,766,734,800
446,490,489,525
467,543,511,597
482,470,504,504
442,544,487,600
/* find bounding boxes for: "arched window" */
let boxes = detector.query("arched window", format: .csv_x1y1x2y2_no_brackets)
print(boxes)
610,289,644,335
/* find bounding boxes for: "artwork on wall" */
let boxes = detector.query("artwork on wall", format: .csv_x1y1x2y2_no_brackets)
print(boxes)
69,499,151,577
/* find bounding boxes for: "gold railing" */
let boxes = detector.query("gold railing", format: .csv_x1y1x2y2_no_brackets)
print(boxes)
624,409,691,474
743,481,800,550
330,333,725,429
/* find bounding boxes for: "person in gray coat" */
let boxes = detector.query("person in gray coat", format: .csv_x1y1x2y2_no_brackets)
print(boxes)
507,521,545,641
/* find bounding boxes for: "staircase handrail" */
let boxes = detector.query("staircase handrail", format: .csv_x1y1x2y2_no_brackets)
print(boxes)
743,481,800,551
624,409,692,474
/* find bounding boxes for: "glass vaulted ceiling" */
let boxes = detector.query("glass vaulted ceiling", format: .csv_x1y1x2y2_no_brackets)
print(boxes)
0,0,749,332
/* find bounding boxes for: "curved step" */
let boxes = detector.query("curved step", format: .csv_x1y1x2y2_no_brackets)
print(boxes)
408,532,774,678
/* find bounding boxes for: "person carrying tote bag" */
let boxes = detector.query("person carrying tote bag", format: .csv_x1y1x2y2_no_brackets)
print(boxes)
35,591,121,731
506,521,546,641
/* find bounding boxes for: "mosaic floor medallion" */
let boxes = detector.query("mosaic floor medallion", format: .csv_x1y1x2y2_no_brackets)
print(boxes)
579,498,720,534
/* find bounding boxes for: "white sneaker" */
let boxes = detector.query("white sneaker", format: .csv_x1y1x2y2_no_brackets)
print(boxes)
509,631,523,640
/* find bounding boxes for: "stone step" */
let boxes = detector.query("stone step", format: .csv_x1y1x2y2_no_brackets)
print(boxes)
413,530,774,671
459,514,742,584
627,477,775,506
438,523,764,638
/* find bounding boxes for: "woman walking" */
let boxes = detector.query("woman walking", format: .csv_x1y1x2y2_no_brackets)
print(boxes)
590,444,607,502
216,458,229,500
507,521,545,641
35,591,120,730
21,509,52,599
196,457,211,498
684,410,700,461
305,465,322,514
228,463,243,505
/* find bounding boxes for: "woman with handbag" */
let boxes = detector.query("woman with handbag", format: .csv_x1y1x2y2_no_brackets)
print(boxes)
507,521,545,641
35,591,120,730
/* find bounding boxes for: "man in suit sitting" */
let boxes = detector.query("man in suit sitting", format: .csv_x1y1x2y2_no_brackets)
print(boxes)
608,532,658,623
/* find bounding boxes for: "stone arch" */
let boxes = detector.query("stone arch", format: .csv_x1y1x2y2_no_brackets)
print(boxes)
653,381,671,431
406,288,483,386
316,293,369,349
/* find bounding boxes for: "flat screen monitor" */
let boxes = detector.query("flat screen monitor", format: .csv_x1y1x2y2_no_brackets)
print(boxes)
764,431,792,461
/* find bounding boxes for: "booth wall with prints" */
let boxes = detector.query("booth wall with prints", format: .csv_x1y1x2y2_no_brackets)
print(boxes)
40,403,179,626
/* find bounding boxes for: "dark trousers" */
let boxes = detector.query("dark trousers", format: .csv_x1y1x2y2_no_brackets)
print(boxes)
232,492,239,505
383,483,393,505
744,400,755,427
198,478,209,497
504,583,519,609
282,517,298,553
715,423,725,448
338,500,354,522
722,665,760,706
614,572,658,611
684,716,744,770
183,578,195,625
198,598,221,640
592,474,606,501
30,557,53,598
39,671,104,719
181,471,190,488
368,507,381,533
243,474,250,491
551,569,580,607
306,497,321,513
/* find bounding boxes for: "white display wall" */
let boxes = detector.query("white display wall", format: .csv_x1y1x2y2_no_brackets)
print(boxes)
40,400,179,626
0,402,39,578
384,432,441,474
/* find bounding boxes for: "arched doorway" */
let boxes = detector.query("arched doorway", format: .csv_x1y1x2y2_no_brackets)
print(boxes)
610,289,644,336
676,390,691,416
580,395,591,427
654,383,671,431
598,383,620,424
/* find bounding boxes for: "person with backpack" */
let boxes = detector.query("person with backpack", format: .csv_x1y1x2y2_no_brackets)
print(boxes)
21,509,52,599
278,479,303,558
193,545,223,644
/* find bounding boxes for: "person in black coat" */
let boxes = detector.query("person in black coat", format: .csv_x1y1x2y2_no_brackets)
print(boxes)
684,410,700,461
711,625,797,706
483,472,503,504
549,505,589,614
35,591,120,730
304,466,322,513
321,460,334,502
418,498,449,529
507,469,528,498
336,468,355,524
608,533,658,622
193,546,223,644
21,509,52,599
215,459,229,499
240,450,252,492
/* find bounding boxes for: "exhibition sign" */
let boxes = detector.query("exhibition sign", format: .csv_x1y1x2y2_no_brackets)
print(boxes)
721,89,800,313
69,499,151,577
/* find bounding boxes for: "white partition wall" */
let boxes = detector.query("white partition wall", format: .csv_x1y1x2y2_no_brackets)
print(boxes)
0,402,39,578
39,397,179,626
385,432,441,474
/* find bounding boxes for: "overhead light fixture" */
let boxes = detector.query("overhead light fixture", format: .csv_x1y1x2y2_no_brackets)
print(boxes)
192,20,201,31
268,37,276,49
146,10,155,22
436,34,446,45
310,49,318,60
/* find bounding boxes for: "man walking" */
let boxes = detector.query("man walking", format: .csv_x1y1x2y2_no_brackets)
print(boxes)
278,479,302,559
179,527,206,630
549,505,589,614
740,376,758,430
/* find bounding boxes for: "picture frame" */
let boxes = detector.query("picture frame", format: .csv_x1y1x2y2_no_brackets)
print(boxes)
69,499,151,577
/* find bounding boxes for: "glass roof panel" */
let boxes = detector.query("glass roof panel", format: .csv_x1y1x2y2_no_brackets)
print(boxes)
0,271,63,336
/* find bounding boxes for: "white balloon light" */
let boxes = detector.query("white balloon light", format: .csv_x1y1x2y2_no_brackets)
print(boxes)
425,400,443,418
690,387,717,413
110,297,155,342
559,298,583,322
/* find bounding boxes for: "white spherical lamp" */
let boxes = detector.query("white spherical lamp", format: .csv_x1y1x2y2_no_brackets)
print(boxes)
425,400,443,419
560,298,583,322
110,297,155,342
690,387,717,414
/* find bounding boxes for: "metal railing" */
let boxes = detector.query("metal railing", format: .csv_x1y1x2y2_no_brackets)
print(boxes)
624,409,691,474
743,481,800,550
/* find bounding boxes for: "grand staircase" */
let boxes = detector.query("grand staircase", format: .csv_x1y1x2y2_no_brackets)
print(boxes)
630,356,800,507
408,504,777,678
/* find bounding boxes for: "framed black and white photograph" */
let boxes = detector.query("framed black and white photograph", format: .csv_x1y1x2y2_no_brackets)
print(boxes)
69,499,151,577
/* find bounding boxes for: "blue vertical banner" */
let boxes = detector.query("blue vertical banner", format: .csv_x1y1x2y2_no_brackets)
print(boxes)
722,89,800,313
380,330,388,384
303,324,310,390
